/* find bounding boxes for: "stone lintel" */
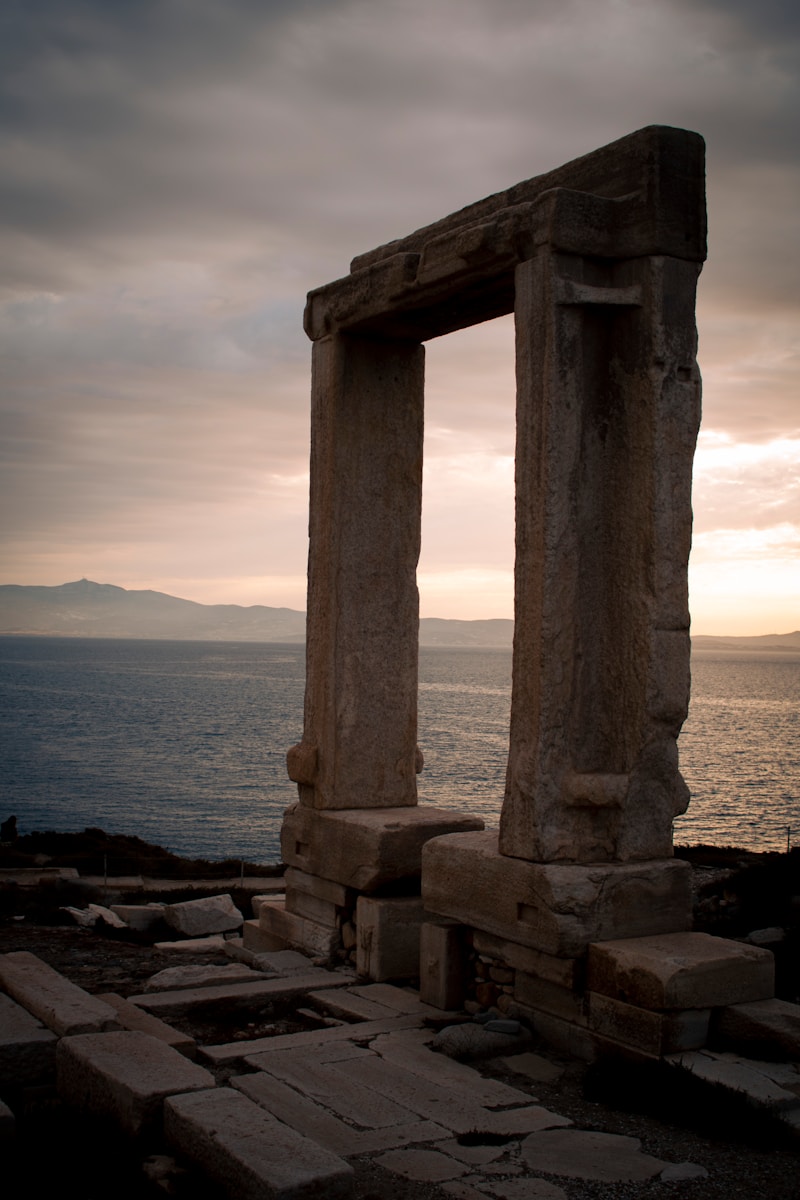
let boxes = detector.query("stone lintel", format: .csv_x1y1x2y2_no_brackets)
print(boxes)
421,832,691,958
305,190,633,342
587,932,775,1011
281,805,484,892
353,126,706,272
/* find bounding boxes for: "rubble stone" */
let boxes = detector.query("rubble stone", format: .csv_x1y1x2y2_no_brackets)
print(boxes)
163,894,243,937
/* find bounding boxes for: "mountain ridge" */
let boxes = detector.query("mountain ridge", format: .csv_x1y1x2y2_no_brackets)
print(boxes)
0,580,797,650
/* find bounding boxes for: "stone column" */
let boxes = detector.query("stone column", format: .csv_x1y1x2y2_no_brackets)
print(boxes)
500,250,702,864
288,331,425,811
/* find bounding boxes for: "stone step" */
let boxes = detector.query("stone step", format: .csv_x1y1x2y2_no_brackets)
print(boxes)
0,951,122,1037
57,1030,215,1139
164,1086,354,1200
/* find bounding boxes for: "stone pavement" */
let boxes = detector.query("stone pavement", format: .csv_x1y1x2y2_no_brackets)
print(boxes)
4,946,799,1198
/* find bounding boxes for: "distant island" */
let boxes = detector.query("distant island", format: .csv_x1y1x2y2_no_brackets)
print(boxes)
0,580,798,652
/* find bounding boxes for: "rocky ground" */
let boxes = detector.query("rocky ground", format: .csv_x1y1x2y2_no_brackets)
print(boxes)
2,831,800,1199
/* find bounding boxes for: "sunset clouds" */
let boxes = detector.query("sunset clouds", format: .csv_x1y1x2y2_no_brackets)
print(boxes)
2,0,798,632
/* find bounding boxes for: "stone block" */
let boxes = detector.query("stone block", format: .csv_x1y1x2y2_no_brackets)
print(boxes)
164,1086,354,1200
587,931,775,1010
587,993,709,1056
422,833,691,957
251,893,285,918
507,1001,599,1063
57,1031,214,1139
513,973,586,1025
285,884,338,928
96,993,196,1059
282,804,484,891
242,918,286,954
356,896,425,981
0,992,57,1085
420,920,468,1011
471,931,582,990
163,894,243,937
0,951,122,1037
713,997,800,1060
284,867,355,909
109,903,166,932
259,899,341,958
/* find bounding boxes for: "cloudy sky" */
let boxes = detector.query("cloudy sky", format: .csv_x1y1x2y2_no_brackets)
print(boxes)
2,0,798,634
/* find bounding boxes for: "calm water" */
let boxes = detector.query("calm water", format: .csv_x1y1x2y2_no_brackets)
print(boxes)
0,637,798,862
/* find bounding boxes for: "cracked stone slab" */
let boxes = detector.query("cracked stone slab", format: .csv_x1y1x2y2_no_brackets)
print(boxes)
521,1129,667,1182
483,1180,568,1199
165,1086,353,1200
234,1070,448,1158
667,1050,800,1107
374,1148,469,1183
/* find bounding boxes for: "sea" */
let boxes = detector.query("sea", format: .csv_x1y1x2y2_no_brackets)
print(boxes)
1,636,798,864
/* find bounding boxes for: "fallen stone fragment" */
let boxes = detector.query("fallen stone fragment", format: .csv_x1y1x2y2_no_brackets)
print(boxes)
110,903,166,932
57,1030,214,1139
60,905,97,927
433,1022,532,1061
0,951,121,1037
165,1086,353,1200
163,893,243,937
154,935,227,952
484,1019,521,1034
521,1129,667,1182
745,927,785,946
660,1162,709,1181
375,1148,468,1183
0,991,58,1085
144,964,263,992
87,903,128,928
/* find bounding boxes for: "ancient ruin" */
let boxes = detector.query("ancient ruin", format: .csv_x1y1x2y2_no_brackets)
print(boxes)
256,125,777,1057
